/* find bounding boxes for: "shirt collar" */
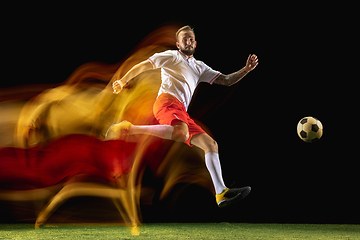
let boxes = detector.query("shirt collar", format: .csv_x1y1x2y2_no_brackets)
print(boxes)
178,50,194,60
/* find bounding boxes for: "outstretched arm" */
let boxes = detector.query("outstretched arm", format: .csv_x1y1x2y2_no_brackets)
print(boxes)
214,54,258,86
112,60,153,94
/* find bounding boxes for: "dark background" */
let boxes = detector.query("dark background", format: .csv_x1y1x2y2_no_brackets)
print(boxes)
2,3,357,224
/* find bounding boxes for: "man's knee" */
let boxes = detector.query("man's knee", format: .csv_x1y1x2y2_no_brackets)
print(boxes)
191,133,218,153
172,123,189,142
207,138,218,152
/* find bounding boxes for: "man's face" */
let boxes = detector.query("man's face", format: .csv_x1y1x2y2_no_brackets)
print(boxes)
176,30,197,57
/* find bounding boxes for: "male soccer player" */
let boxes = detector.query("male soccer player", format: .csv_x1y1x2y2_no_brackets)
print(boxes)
107,26,258,208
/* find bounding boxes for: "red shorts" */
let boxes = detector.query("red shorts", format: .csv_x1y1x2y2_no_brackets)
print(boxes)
153,93,206,146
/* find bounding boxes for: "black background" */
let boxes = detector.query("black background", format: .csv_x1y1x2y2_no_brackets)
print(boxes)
2,3,357,224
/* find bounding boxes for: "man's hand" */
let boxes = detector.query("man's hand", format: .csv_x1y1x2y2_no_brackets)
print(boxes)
244,54,259,72
112,80,123,94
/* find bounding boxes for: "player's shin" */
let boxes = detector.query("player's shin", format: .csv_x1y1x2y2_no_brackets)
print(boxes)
129,125,174,140
204,152,227,194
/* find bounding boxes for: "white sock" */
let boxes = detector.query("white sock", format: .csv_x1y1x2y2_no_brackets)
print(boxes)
129,125,174,140
204,152,227,194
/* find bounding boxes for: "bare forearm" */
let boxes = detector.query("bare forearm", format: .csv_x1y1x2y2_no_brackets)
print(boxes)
119,60,153,87
214,67,250,86
214,54,258,86
112,60,153,94
226,67,250,86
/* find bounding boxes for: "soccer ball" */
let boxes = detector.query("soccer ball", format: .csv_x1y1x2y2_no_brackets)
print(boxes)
297,116,323,143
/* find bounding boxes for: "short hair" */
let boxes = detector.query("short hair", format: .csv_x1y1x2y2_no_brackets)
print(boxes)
176,25,195,41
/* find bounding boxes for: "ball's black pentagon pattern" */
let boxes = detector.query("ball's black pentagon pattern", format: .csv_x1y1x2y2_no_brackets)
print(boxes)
300,130,307,138
311,124,319,132
297,116,323,143
300,118,308,124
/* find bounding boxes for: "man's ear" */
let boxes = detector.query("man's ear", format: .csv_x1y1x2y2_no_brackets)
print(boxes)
194,41,197,48
176,41,180,50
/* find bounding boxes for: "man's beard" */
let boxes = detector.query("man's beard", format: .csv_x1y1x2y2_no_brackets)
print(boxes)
180,46,195,56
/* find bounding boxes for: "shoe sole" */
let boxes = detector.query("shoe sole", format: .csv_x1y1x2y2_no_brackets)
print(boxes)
218,186,251,208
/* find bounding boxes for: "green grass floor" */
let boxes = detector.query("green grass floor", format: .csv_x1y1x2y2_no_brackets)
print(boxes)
0,223,359,239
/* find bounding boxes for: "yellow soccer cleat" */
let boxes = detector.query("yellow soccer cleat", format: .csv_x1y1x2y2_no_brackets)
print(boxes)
216,186,251,208
105,120,133,141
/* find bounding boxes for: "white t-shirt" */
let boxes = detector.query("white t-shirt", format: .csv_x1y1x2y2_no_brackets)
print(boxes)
148,50,221,110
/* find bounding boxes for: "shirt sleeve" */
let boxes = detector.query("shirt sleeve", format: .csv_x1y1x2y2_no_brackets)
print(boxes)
148,50,175,69
199,63,221,85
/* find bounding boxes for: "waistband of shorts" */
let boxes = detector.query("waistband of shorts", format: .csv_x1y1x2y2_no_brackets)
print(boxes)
156,93,186,109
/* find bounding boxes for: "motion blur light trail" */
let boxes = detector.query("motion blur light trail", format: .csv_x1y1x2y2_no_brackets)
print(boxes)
10,25,179,148
0,25,213,234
